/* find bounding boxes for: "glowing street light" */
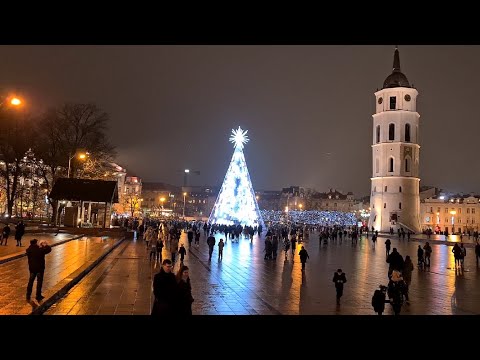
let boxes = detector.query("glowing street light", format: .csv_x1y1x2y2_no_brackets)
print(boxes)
160,197,166,216
299,204,303,210
10,97,21,106
67,151,88,178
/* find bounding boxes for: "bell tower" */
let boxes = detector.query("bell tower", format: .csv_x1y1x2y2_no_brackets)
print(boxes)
368,47,421,233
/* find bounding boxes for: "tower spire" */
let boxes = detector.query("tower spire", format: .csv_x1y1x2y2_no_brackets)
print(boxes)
393,45,401,72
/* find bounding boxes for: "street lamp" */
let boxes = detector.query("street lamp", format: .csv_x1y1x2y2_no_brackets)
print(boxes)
67,151,88,178
0,95,23,108
299,204,303,210
160,197,165,217
183,192,187,218
450,210,456,235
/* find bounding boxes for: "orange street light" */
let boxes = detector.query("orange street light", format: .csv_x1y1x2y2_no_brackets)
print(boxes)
10,97,22,106
68,151,88,178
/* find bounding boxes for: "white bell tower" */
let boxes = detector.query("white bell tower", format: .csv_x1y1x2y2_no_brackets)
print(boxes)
368,47,421,233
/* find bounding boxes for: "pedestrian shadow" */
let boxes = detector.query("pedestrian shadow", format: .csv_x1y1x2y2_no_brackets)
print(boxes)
27,299,39,312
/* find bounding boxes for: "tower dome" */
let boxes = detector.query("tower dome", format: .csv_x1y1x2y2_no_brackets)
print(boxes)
382,46,411,89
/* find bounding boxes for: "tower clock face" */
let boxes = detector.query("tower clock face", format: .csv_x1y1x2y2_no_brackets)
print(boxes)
378,97,383,104
404,94,411,101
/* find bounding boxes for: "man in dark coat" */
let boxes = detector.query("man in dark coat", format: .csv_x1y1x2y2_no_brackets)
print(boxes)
332,268,347,305
206,235,216,261
151,259,177,316
26,239,52,301
298,246,309,270
1,224,10,245
15,220,25,247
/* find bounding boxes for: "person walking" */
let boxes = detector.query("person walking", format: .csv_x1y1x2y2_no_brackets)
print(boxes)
176,265,194,316
0,223,10,246
207,234,216,262
178,243,187,263
156,239,164,263
298,246,309,271
151,259,177,316
332,268,347,305
452,243,462,268
371,285,387,315
385,239,391,257
218,238,224,261
402,255,414,302
423,242,432,267
417,245,424,269
15,220,25,247
26,239,52,302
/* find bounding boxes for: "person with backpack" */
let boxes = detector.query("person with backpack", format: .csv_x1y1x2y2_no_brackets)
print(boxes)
372,285,387,315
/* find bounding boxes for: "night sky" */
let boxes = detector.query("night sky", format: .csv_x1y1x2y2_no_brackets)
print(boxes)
0,45,478,197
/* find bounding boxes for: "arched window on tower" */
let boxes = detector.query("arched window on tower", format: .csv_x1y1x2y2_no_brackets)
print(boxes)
389,123,395,141
405,123,411,142
389,157,394,172
375,158,379,174
376,125,380,143
399,186,402,193
405,157,410,172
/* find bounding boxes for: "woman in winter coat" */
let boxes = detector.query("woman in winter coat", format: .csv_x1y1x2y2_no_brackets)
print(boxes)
176,265,194,316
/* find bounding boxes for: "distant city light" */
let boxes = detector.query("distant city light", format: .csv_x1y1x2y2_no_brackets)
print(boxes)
184,169,190,173
439,196,445,200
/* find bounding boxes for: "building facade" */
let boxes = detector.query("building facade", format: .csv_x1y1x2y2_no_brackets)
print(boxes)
368,47,421,233
421,194,480,234
308,189,355,212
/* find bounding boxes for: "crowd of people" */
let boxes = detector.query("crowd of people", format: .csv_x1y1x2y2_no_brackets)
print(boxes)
260,210,357,226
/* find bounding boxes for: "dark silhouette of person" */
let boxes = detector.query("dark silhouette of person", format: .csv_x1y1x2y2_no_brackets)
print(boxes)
15,221,25,247
178,244,187,263
1,224,10,245
151,259,177,316
475,241,480,265
372,285,387,315
206,235,216,261
298,246,309,270
26,239,52,301
333,268,347,305
385,239,391,257
176,265,194,316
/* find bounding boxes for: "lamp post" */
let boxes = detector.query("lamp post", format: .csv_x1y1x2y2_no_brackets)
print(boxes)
450,210,456,235
67,151,88,178
183,192,187,218
160,197,165,217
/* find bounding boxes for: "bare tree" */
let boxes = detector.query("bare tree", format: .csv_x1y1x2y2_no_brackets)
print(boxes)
0,108,35,217
33,103,116,222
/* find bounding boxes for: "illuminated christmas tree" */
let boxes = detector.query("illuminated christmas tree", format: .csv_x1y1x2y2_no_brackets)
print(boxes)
208,127,264,228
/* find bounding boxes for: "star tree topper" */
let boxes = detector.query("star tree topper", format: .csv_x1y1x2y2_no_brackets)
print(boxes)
229,126,249,150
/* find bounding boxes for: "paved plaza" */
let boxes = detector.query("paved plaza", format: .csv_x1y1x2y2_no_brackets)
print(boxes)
45,231,480,315
0,234,123,315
